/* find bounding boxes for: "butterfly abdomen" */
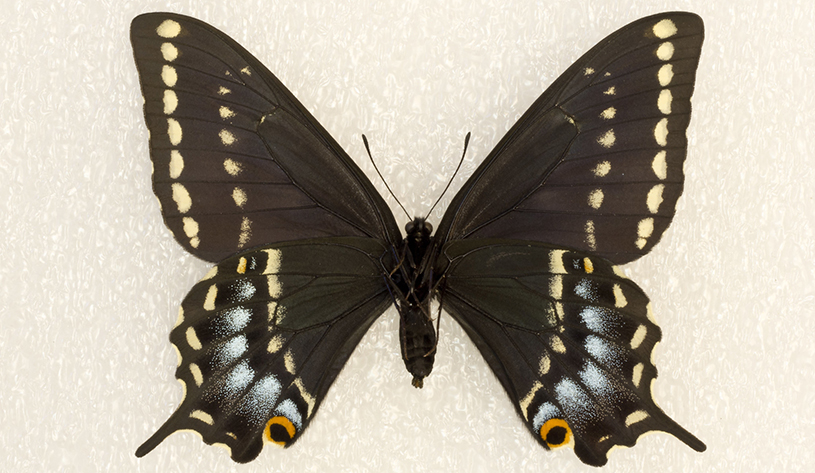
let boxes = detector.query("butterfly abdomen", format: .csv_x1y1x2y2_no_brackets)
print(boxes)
399,302,437,388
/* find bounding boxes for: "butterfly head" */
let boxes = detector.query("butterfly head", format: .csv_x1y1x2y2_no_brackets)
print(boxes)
405,217,433,239
405,217,433,266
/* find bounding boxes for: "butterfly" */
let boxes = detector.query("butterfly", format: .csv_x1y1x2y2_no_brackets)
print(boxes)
130,11,706,466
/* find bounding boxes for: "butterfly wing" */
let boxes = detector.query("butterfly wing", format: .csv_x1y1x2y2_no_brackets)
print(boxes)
136,237,393,462
438,240,705,466
434,12,704,264
130,13,401,262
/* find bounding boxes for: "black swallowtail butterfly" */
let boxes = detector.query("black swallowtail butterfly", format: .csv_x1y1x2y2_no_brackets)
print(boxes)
131,11,705,466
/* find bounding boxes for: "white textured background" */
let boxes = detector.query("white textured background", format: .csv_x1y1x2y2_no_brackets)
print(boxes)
2,0,813,471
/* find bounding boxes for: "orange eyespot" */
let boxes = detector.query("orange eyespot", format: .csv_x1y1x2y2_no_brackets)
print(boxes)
265,416,296,446
583,257,594,274
540,418,571,448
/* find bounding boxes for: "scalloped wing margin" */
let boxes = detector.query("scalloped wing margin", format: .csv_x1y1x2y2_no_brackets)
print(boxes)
439,239,705,466
136,237,392,462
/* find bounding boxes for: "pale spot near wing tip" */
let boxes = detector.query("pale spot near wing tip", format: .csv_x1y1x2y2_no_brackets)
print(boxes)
653,19,678,39
156,19,181,38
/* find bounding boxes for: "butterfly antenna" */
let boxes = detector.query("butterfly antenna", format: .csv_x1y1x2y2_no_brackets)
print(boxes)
362,134,411,220
426,132,471,218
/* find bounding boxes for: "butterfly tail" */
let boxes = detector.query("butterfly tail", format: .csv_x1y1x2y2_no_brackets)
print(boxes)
135,415,178,458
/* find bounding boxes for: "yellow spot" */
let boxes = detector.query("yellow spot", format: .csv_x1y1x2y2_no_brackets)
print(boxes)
539,354,551,375
603,86,616,95
652,151,668,180
631,325,647,349
232,187,247,208
588,189,604,209
265,416,296,446
553,303,563,327
190,410,214,425
600,107,616,120
268,275,282,299
202,266,218,280
172,183,191,213
647,184,665,214
632,362,644,387
267,334,283,353
163,90,178,114
654,118,669,146
625,410,649,426
169,150,183,178
182,216,198,239
167,118,182,145
161,65,177,87
294,377,316,417
186,326,202,350
237,257,247,274
241,66,252,76
267,301,278,322
156,19,181,38
173,344,182,367
653,19,678,39
613,284,628,308
584,67,595,75
218,86,231,95
519,382,542,420
658,64,674,86
549,335,566,354
277,306,288,324
540,418,571,448
548,250,567,274
219,129,236,145
284,349,296,374
636,218,654,249
658,89,673,114
238,217,252,248
219,106,235,119
189,363,203,386
597,129,615,148
203,284,217,311
583,257,593,274
160,42,178,61
264,249,282,274
656,42,675,61
223,158,242,176
593,161,611,177
549,275,563,299
585,220,596,251
190,236,199,248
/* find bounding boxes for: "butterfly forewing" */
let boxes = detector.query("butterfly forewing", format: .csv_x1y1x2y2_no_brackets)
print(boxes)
435,13,703,265
438,240,705,466
136,237,393,462
130,13,400,263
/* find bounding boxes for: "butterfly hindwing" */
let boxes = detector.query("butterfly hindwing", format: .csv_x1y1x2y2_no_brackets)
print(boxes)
438,239,705,466
130,13,400,263
135,237,393,462
435,12,704,264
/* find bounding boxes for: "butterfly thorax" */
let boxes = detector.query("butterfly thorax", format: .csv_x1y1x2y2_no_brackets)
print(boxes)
396,218,437,388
